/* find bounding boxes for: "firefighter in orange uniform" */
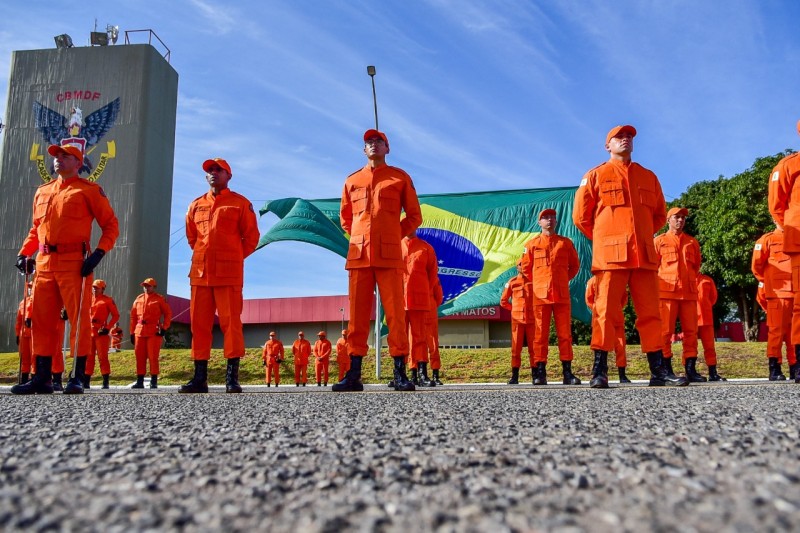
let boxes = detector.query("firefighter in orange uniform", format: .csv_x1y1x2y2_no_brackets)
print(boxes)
751,224,796,380
292,331,311,386
402,232,439,387
180,157,260,394
654,207,703,381
262,331,284,387
110,322,123,351
519,208,581,385
87,279,120,389
15,282,34,384
335,330,349,382
314,331,332,386
585,275,630,383
12,143,119,395
427,273,445,385
334,129,423,392
500,270,536,384
573,124,688,388
767,120,800,384
130,278,172,389
695,273,726,381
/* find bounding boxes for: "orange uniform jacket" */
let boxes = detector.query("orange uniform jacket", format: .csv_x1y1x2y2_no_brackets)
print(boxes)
130,293,172,337
340,164,422,270
751,230,793,299
90,294,120,337
186,189,260,287
768,152,800,253
336,338,348,359
519,234,579,304
292,339,311,366
695,274,717,327
572,160,666,272
262,339,284,364
15,298,33,339
654,232,701,300
314,339,332,361
20,176,119,269
403,237,440,311
500,275,534,324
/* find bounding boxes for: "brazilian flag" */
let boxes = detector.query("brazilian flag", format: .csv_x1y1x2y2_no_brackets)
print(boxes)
258,186,592,323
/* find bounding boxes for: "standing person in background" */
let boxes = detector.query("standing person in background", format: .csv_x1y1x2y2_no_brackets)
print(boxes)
767,120,800,384
585,275,630,383
695,273,726,381
519,208,581,385
292,331,311,387
130,278,172,389
335,330,349,382
181,157,260,394
654,207,703,382
12,143,119,395
751,224,795,380
87,279,120,389
334,129,422,392
427,276,445,385
499,268,536,385
15,282,34,384
262,331,284,387
110,322,123,352
402,231,439,388
314,331,332,386
573,124,687,388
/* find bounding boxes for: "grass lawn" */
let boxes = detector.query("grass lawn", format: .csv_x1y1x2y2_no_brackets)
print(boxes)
0,342,776,385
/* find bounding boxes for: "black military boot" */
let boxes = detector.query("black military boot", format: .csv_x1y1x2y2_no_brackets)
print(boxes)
618,367,631,383
392,356,416,392
507,367,520,385
707,366,726,382
150,375,158,389
226,358,242,393
790,364,797,381
432,369,443,386
132,375,145,389
562,361,581,385
533,362,547,385
685,357,707,383
332,356,364,392
768,358,786,381
663,356,679,380
418,362,435,387
590,350,609,389
180,360,209,393
11,356,53,395
411,368,420,386
19,372,29,384
64,356,87,395
83,375,91,389
102,374,110,389
52,372,63,392
648,350,689,387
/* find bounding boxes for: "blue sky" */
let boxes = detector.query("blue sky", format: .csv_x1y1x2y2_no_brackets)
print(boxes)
2,1,800,300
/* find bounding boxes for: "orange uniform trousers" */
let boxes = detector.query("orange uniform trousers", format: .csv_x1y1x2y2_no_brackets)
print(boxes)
135,335,163,376
19,336,33,374
660,299,698,364
425,309,441,370
510,321,536,369
767,297,794,364
347,267,408,356
533,303,573,363
294,363,308,385
406,309,428,369
190,285,244,360
315,359,330,384
266,361,281,385
696,325,718,367
31,270,93,359
53,319,67,374
88,334,112,376
336,339,350,380
592,269,662,353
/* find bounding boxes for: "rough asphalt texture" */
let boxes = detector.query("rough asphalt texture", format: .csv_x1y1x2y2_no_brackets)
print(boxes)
1,381,799,532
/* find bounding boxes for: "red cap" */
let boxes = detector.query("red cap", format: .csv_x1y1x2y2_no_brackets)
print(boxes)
92,279,106,289
538,208,557,219
605,125,637,145
363,129,389,147
269,331,276,336
140,277,157,287
202,158,232,174
298,331,304,336
317,331,326,336
667,207,689,218
48,144,84,164
341,330,347,336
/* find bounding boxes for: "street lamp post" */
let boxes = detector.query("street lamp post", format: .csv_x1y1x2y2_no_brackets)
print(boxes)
367,65,382,380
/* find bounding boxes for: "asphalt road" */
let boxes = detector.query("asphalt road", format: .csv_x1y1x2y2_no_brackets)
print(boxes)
1,381,799,532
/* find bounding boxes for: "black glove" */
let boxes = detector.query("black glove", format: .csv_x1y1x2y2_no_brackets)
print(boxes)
80,249,105,277
98,328,109,336
156,327,167,337
263,360,266,367
24,318,31,328
60,308,68,320
16,255,35,275
15,336,19,345
130,334,135,347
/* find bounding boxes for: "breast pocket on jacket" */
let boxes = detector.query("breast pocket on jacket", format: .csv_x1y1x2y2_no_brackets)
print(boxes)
600,179,625,207
215,206,241,233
